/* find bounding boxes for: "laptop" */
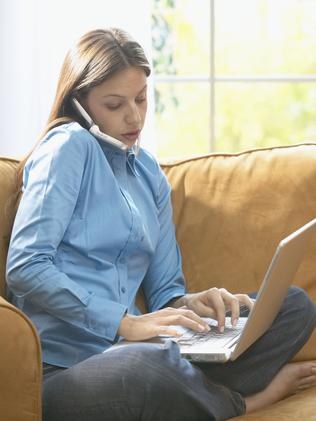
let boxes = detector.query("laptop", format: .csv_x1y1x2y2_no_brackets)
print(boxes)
105,217,316,363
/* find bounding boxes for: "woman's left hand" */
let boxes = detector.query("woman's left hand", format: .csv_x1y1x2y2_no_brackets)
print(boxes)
177,288,255,332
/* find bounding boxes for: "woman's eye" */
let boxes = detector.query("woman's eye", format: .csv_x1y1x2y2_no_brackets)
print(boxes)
136,96,146,104
106,104,121,110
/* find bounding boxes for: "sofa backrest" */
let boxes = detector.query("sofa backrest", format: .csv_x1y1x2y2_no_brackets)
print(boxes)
160,143,316,305
0,157,19,298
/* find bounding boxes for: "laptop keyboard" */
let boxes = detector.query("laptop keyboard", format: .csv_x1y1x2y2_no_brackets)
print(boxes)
173,317,247,348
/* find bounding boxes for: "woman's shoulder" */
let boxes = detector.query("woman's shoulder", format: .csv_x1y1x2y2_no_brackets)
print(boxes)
136,148,170,201
39,122,95,155
24,122,99,179
137,147,161,176
22,123,93,185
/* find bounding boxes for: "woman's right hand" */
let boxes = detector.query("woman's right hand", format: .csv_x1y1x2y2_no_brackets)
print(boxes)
117,307,211,341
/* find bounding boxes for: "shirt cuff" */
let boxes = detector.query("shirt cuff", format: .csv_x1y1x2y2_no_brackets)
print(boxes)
85,293,128,341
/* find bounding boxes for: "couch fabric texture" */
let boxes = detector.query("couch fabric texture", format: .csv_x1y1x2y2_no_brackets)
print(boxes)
1,143,316,420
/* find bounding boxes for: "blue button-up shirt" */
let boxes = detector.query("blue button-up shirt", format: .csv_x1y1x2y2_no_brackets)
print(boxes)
6,122,186,367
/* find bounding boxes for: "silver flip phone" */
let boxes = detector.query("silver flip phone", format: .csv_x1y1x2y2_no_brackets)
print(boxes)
72,98,128,151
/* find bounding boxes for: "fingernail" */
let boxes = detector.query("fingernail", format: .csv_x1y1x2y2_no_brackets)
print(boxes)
198,324,206,332
232,319,237,327
219,326,224,333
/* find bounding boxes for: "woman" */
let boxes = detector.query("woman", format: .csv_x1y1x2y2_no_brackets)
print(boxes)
6,28,316,421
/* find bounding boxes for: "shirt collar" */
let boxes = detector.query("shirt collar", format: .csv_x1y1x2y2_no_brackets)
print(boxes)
126,149,140,177
98,139,139,177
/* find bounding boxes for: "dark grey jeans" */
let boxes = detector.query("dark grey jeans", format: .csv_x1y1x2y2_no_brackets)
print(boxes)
43,286,316,421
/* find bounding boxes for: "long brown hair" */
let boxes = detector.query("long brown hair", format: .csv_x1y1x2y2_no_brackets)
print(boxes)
16,27,151,194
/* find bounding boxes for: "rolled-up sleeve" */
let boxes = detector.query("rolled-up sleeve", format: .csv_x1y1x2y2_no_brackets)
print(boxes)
142,166,186,311
6,130,126,341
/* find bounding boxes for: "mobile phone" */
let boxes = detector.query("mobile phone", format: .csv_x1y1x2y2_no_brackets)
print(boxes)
72,98,128,151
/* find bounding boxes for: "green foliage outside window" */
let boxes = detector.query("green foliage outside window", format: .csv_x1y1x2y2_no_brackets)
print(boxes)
151,0,316,158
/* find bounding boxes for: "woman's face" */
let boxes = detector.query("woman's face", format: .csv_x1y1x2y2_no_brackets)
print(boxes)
82,66,147,148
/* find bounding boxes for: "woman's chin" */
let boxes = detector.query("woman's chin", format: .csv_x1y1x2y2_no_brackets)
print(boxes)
120,138,137,149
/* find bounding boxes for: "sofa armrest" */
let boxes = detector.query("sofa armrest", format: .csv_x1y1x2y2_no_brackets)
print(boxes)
0,296,42,421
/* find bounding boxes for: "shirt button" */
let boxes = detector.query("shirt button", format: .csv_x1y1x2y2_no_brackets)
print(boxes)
121,286,126,293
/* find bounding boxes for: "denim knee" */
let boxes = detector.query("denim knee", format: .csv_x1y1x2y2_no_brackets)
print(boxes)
43,344,180,421
111,341,187,414
112,340,245,420
44,340,245,421
114,340,184,391
280,286,316,343
285,286,316,321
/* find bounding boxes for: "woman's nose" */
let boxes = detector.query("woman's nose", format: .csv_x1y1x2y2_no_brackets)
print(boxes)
125,103,141,125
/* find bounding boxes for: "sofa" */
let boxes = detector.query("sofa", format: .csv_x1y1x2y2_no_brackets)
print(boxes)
1,142,316,421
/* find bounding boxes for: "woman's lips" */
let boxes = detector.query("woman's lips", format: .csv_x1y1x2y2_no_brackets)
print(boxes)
121,130,140,142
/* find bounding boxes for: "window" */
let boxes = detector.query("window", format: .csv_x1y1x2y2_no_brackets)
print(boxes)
151,0,316,158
